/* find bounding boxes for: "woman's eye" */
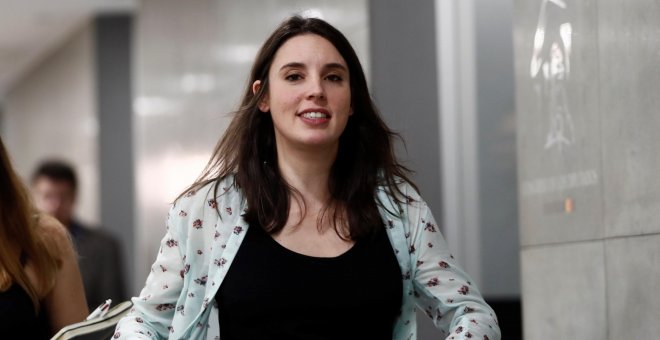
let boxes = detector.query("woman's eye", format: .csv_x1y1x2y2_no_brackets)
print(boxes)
326,74,343,82
285,74,303,81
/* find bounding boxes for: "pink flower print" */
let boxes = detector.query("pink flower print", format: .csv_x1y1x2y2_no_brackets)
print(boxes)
455,326,463,334
214,231,221,240
113,332,120,339
470,319,478,325
156,303,175,311
387,219,394,229
233,226,243,235
424,307,433,318
466,332,473,338
208,199,217,208
179,264,190,278
166,239,178,247
408,245,416,254
427,242,433,248
405,195,416,203
176,305,185,315
136,317,144,323
436,311,443,321
197,249,203,255
426,277,440,287
447,298,454,303
402,271,411,280
195,275,208,286
458,285,470,295
192,219,203,229
439,261,450,269
214,258,227,267
168,326,174,333
464,306,475,313
423,221,437,232
179,210,188,217
226,207,233,215
416,260,424,266
160,265,167,272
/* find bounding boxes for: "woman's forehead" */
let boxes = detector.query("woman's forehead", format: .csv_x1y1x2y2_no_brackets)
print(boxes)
271,34,347,70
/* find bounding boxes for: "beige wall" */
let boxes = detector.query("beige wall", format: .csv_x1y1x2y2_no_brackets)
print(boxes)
3,22,99,226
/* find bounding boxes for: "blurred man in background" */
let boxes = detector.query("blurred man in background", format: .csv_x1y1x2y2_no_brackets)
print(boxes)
31,160,126,310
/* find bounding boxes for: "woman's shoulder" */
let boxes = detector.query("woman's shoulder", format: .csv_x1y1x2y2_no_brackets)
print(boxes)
36,214,73,252
377,176,422,201
171,175,243,220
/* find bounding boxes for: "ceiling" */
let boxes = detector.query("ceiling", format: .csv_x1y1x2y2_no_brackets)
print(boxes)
0,0,137,98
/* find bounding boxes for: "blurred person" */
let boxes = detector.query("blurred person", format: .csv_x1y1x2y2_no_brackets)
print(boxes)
116,16,500,339
0,137,88,338
31,160,126,310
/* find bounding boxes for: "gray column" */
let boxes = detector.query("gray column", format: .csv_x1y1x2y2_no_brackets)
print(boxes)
95,14,136,296
368,0,442,224
369,1,442,338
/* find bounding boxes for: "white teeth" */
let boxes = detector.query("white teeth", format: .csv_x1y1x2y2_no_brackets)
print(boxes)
301,112,328,119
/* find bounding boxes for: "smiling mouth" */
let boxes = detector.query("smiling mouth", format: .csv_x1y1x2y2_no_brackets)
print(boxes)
299,111,330,119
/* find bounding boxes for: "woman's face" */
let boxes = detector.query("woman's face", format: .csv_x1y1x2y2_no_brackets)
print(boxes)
254,34,352,152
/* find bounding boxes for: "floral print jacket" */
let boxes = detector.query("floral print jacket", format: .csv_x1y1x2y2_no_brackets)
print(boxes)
114,175,500,339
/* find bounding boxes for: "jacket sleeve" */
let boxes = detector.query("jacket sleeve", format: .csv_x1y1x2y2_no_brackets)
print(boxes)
113,204,187,339
405,187,501,339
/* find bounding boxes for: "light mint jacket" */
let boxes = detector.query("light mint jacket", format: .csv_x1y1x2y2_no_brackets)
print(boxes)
115,175,500,339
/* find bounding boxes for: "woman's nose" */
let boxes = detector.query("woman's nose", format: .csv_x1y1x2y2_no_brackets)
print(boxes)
306,77,325,99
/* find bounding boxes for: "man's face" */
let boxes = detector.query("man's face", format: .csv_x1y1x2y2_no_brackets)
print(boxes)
32,177,75,226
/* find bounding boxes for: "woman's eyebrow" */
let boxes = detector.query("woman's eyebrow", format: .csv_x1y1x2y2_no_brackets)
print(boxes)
279,62,305,71
324,62,347,71
279,62,347,72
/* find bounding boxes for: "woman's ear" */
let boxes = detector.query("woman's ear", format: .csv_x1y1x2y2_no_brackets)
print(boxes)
252,80,269,112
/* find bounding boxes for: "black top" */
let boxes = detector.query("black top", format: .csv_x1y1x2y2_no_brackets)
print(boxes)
216,224,402,340
0,283,49,339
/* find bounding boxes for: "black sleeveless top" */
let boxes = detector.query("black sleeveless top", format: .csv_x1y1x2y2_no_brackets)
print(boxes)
216,224,403,339
0,283,49,339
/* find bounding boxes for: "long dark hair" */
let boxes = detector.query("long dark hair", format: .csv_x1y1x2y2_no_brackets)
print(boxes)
181,16,416,240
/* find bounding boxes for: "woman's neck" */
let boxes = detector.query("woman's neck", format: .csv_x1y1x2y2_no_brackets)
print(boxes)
275,141,337,205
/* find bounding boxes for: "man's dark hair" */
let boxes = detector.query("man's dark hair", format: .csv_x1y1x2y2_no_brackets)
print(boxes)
31,160,77,192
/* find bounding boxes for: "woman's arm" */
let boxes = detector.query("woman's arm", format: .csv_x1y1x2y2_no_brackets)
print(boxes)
405,189,501,339
37,215,89,334
114,205,187,339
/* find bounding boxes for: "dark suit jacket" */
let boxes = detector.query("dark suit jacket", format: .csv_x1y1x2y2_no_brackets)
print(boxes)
70,220,126,310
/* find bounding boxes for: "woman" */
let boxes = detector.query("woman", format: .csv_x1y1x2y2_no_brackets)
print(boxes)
116,16,500,339
0,137,88,338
